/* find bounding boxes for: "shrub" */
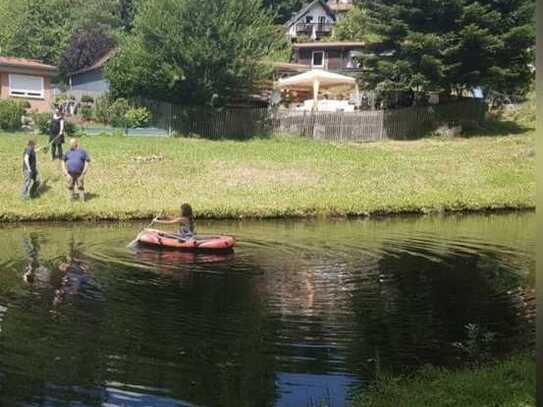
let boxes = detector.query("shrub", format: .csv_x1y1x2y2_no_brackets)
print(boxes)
80,106,94,121
32,112,52,134
55,93,69,104
95,94,130,126
125,107,151,128
109,98,130,127
81,95,94,104
95,93,113,124
0,100,26,131
64,121,78,136
17,100,31,110
32,113,78,136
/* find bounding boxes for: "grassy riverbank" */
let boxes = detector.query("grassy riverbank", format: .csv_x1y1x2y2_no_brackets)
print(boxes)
0,122,534,221
353,354,535,407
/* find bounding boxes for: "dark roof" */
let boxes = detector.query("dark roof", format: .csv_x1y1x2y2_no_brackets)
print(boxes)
293,41,365,49
285,0,336,27
0,56,58,73
70,50,115,76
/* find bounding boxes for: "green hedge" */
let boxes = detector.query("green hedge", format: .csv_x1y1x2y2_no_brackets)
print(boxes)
0,100,26,131
32,112,78,137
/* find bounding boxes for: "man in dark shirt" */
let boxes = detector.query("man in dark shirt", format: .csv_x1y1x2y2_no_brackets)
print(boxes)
49,109,65,160
21,140,40,200
62,138,90,201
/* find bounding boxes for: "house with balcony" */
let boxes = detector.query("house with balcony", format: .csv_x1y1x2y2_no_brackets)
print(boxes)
291,42,365,73
285,0,354,41
285,0,336,41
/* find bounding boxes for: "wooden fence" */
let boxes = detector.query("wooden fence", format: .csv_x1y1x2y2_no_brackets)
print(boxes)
170,106,271,139
141,98,486,142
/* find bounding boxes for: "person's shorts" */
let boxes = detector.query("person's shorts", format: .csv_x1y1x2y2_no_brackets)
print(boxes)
67,172,84,191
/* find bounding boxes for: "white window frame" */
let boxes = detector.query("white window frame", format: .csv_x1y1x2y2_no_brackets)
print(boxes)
9,74,44,99
305,15,313,23
318,16,326,25
312,51,326,68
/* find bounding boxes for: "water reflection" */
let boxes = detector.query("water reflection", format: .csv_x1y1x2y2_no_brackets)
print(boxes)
21,236,98,307
22,234,52,288
0,213,535,407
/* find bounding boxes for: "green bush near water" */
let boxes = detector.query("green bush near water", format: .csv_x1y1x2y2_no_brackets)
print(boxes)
352,354,535,407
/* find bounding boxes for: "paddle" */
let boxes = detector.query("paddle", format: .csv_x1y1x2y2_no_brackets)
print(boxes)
127,217,157,248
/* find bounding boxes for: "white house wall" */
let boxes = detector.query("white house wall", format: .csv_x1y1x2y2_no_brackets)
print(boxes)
288,3,335,39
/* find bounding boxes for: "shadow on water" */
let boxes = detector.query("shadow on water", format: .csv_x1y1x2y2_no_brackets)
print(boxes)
0,213,535,407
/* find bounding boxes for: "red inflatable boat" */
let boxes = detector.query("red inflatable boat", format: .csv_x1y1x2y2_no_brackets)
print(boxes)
136,229,235,251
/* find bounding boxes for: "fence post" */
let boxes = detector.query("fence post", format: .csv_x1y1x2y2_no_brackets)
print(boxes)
168,102,173,137
379,110,384,140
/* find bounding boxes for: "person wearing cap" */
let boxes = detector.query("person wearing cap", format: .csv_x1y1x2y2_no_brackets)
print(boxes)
62,138,90,201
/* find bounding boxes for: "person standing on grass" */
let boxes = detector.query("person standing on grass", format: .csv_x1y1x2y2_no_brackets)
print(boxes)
49,108,65,160
21,140,40,200
62,138,90,201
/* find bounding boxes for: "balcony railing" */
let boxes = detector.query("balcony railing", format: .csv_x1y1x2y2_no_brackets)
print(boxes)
295,23,334,34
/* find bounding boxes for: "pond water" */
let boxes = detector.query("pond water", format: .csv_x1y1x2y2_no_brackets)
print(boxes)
0,213,535,407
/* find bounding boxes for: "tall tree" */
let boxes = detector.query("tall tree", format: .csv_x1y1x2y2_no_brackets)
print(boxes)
262,0,304,24
0,0,74,64
106,0,287,106
59,25,115,75
359,0,535,97
119,0,138,30
332,5,376,42
0,0,131,64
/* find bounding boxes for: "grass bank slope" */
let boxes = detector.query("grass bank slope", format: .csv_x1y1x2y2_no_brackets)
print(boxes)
0,130,534,221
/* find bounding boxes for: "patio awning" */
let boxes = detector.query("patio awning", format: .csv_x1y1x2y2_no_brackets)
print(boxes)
277,69,356,90
276,69,358,111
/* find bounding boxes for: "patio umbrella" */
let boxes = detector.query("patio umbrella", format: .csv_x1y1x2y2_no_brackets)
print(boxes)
276,69,358,111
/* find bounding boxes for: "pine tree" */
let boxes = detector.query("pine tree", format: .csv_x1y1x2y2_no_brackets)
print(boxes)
359,0,534,98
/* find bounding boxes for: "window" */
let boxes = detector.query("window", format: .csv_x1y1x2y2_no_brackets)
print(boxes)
305,16,313,23
312,51,325,68
9,74,44,98
318,16,326,25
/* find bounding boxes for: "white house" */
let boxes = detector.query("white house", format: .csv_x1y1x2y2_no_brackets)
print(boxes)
285,0,336,41
285,0,354,41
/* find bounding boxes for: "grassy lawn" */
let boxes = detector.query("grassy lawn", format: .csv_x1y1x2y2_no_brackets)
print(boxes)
0,127,534,221
353,354,535,407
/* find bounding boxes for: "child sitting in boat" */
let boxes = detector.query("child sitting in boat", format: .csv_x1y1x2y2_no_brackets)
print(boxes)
153,203,195,238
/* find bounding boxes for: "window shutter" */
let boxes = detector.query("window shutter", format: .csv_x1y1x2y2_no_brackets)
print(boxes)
9,74,44,98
